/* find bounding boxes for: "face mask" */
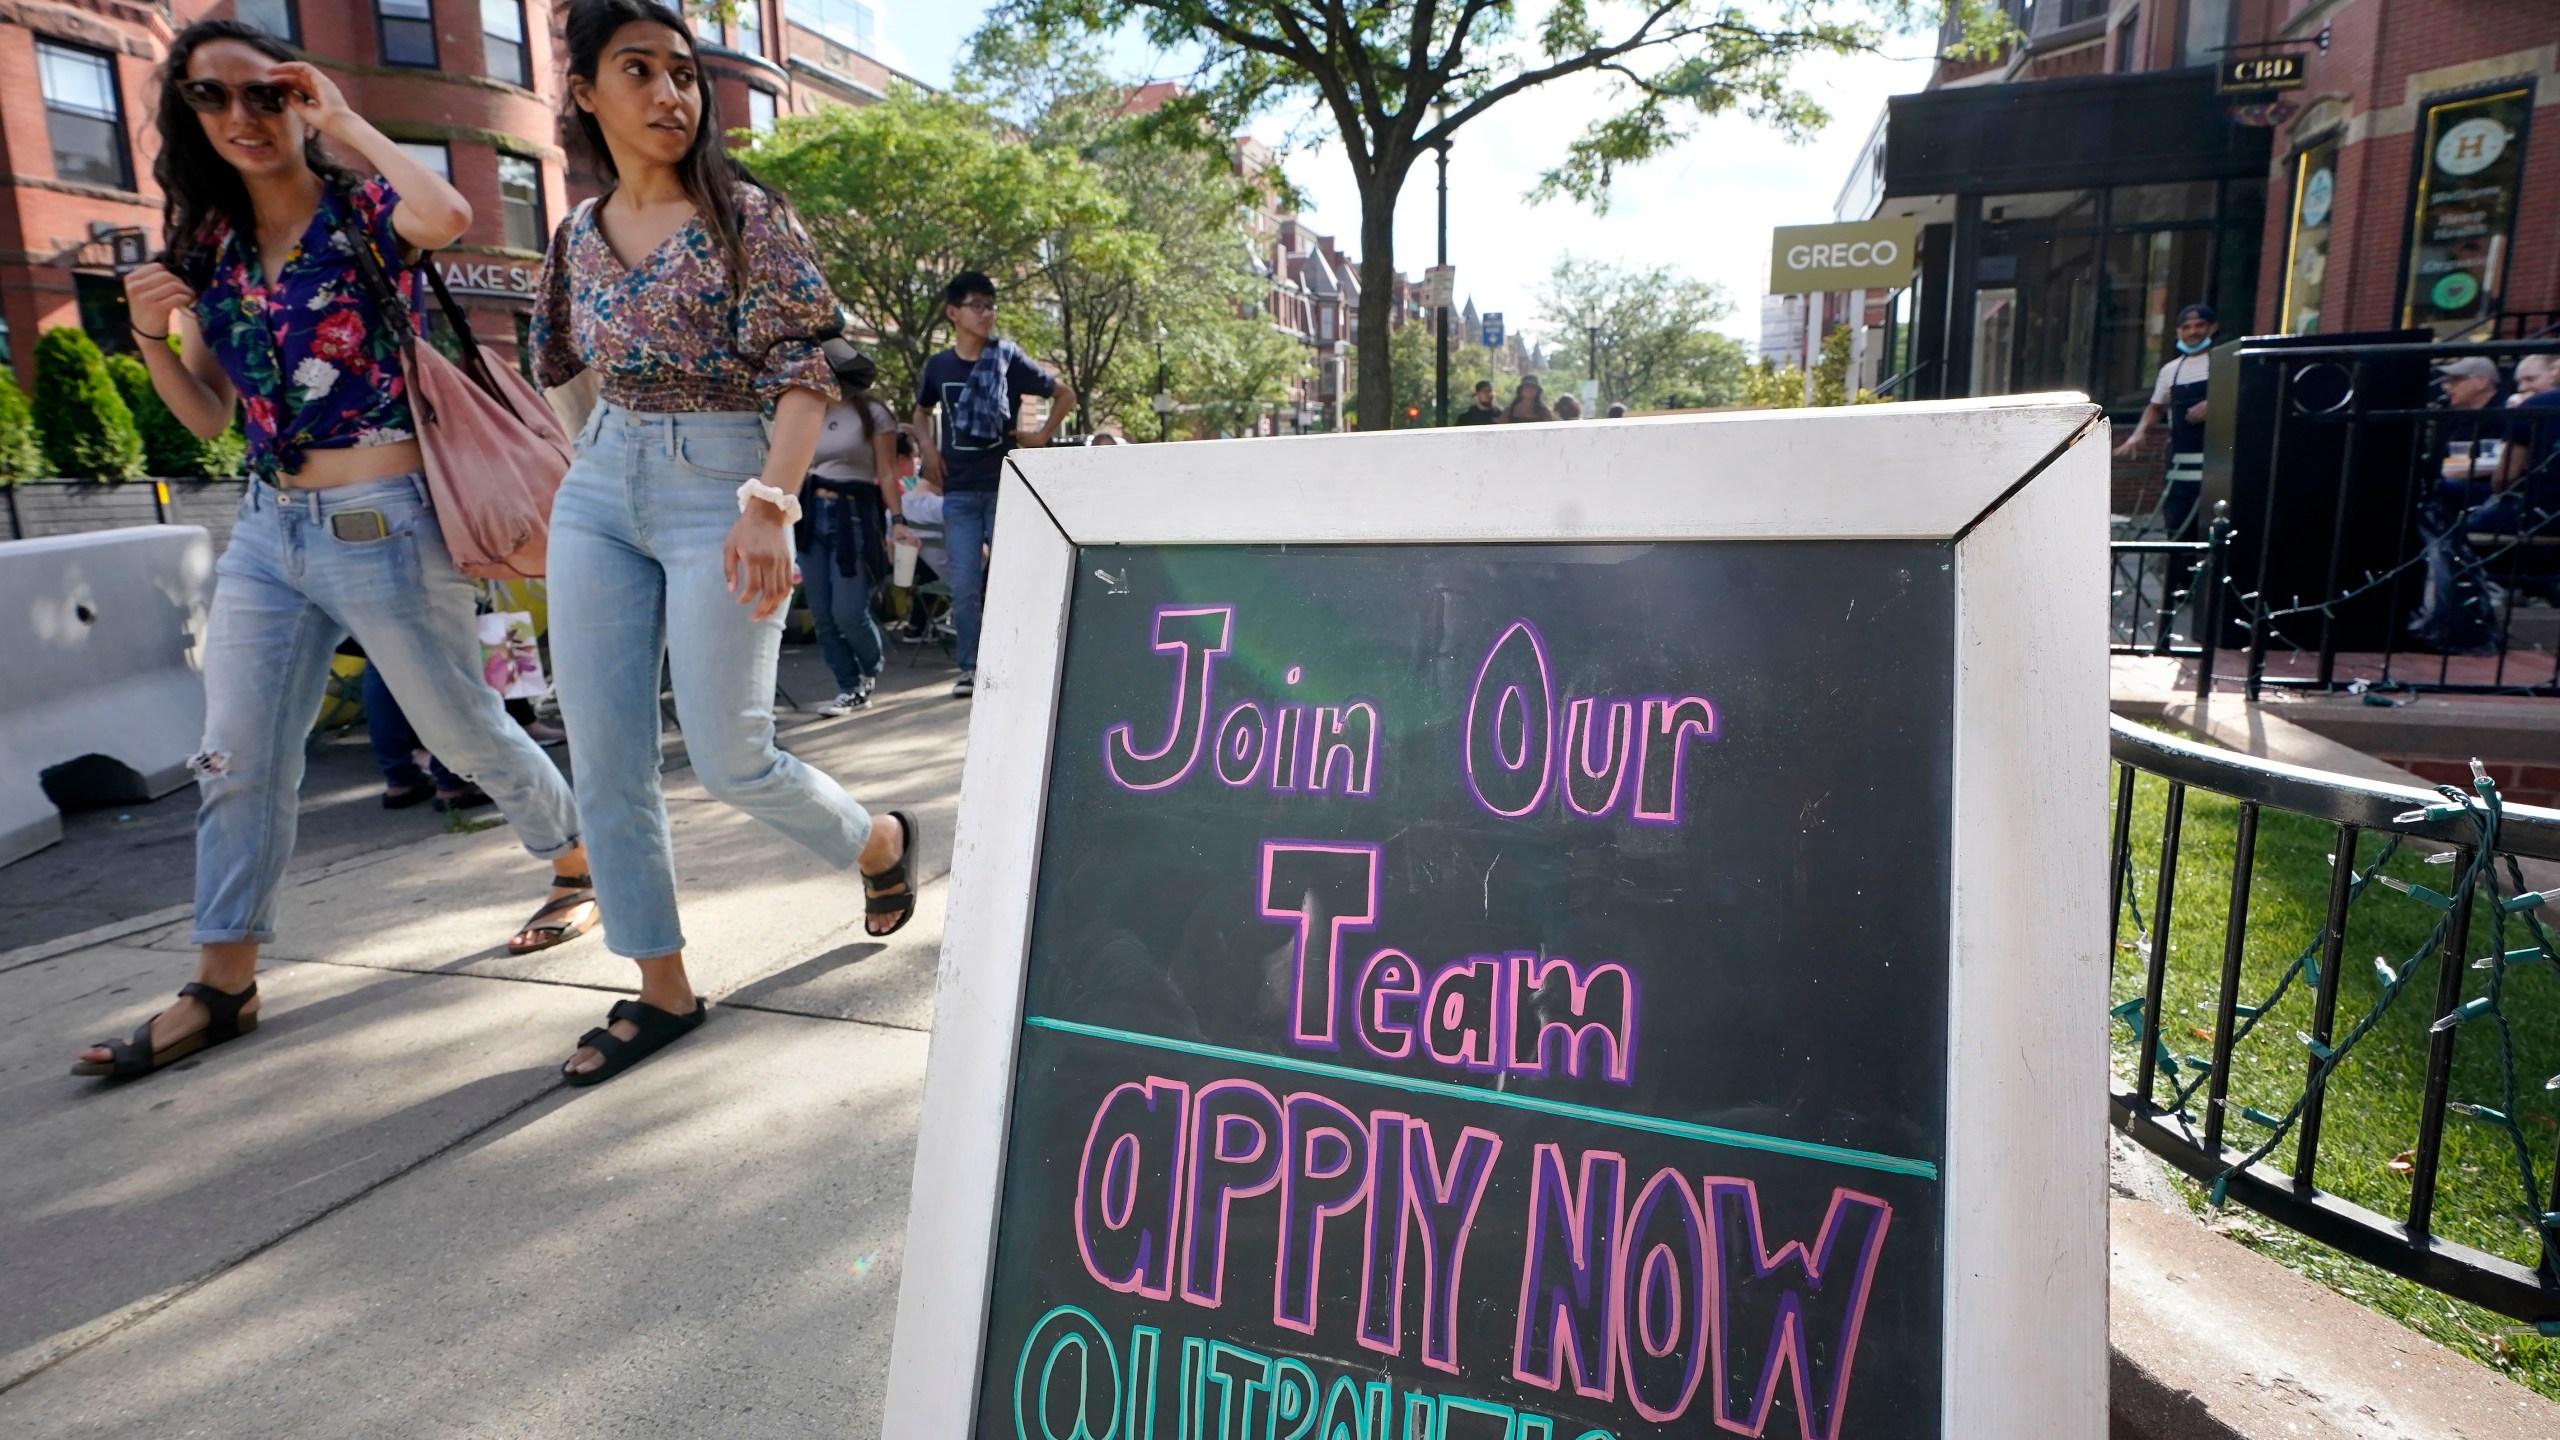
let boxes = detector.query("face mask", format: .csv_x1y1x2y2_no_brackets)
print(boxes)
2176,336,2212,355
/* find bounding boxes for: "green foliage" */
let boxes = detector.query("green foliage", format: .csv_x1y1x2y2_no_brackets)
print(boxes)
1538,255,1749,411
747,90,1076,407
980,0,1981,428
33,327,144,481
105,352,246,478
0,367,44,483
1737,356,1808,409
1810,323,1886,407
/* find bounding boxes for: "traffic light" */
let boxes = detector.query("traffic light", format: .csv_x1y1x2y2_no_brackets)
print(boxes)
1405,406,1420,420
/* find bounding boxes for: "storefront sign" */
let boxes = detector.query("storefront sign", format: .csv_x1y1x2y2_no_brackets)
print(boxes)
2217,54,2305,94
1768,219,1917,293
2399,89,2531,332
882,403,2112,1440
436,259,538,300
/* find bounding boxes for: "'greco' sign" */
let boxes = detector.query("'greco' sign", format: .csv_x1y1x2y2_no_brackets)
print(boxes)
1768,219,1917,294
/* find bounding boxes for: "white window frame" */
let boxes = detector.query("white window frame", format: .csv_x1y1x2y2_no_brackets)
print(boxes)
396,140,452,182
880,396,2114,1439
495,151,545,252
35,39,131,192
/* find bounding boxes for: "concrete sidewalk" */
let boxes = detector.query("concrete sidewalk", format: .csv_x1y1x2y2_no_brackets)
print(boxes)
0,661,965,1438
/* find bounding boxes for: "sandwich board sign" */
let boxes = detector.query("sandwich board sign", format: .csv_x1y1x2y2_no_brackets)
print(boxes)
886,398,2109,1440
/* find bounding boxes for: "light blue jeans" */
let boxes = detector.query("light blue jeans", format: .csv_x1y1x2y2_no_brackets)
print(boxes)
192,472,580,944
944,488,997,672
549,404,876,959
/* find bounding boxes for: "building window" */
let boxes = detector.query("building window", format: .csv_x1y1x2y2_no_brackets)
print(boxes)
734,0,764,56
2179,0,2233,70
2113,18,2138,73
398,141,453,181
238,0,300,42
36,41,131,191
787,0,875,55
75,273,133,354
497,152,545,252
2398,89,2532,334
748,88,778,134
379,0,439,68
482,0,530,86
2281,136,2339,334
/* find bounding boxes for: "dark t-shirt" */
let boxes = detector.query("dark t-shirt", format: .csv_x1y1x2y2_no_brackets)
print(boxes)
1453,403,1502,426
915,342,1058,493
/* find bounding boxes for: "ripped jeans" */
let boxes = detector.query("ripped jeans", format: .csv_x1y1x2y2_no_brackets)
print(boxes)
190,473,580,945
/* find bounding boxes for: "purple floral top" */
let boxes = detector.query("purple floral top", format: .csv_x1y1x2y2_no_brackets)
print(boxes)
193,177,416,479
531,184,840,413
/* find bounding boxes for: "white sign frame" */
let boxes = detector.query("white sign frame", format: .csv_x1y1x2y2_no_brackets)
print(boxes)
884,395,2112,1440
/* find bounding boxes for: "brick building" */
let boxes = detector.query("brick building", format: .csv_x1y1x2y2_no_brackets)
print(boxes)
1823,0,2558,412
0,0,917,390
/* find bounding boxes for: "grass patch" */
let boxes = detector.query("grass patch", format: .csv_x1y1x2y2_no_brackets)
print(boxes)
2112,770,2560,1396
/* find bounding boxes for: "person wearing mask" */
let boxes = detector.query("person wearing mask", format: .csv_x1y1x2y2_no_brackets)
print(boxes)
77,20,595,1081
1503,375,1554,424
801,347,901,717
912,271,1075,698
1453,380,1500,426
2114,303,2219,536
532,0,916,1086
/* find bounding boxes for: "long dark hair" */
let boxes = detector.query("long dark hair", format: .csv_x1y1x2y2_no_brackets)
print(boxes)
562,0,758,288
151,20,354,286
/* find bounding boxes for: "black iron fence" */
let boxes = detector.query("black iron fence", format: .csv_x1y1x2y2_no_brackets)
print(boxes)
2111,716,2560,1325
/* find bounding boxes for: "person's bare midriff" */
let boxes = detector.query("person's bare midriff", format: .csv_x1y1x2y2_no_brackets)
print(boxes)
276,436,428,488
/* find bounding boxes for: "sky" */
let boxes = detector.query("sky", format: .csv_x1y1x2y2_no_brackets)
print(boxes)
875,5,1936,349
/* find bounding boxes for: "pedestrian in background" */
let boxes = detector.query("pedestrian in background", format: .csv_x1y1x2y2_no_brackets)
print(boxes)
76,19,595,1082
532,0,916,1087
1503,375,1554,423
1453,380,1500,425
800,346,901,717
912,270,1075,699
1553,394,1583,421
2114,303,2218,538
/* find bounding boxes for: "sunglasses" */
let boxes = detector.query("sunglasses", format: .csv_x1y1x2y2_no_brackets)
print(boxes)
178,79,297,116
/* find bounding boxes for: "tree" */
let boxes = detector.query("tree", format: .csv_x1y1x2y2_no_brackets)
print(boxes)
747,91,1081,407
0,368,43,483
1737,355,1806,409
106,352,246,478
33,327,144,481
986,0,1975,430
1537,254,1748,411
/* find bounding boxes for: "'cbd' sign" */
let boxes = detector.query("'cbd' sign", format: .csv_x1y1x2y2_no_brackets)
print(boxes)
2219,53,2305,93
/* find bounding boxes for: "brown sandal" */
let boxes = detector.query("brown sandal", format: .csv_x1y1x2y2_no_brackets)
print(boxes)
509,873,599,955
71,980,259,1080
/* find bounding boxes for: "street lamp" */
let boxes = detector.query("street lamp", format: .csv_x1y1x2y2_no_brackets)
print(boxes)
1433,103,1451,428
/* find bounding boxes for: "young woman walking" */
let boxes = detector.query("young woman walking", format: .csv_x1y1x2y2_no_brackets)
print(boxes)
75,21,597,1081
800,351,902,716
535,0,914,1086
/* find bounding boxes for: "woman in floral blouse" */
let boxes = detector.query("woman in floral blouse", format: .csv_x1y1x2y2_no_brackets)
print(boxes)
532,0,916,1087
75,20,595,1082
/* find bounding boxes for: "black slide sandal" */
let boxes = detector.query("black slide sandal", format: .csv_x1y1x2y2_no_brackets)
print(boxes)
509,872,599,955
563,996,707,1088
862,810,922,937
71,980,260,1080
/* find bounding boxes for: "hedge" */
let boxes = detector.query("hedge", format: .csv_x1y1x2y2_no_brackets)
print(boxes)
106,351,247,479
33,328,144,482
0,368,41,484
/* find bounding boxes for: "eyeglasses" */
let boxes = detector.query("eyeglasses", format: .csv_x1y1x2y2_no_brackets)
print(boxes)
178,79,295,117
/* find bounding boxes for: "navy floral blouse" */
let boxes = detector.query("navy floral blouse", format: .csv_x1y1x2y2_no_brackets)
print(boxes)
192,177,417,480
531,183,840,413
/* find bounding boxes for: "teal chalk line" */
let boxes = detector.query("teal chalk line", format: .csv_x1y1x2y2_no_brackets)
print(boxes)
1023,1015,1939,1181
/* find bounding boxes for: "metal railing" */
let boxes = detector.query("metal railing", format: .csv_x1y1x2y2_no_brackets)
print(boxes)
2111,716,2560,1324
2110,504,2230,695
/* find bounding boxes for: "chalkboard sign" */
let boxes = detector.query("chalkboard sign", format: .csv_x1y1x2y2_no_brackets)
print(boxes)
888,402,2110,1440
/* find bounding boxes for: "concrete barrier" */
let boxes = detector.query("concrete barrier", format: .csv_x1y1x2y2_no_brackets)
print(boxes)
0,526,212,867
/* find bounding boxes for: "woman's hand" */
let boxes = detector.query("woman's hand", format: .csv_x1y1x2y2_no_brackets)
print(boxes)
122,263,196,341
725,507,798,621
266,62,355,142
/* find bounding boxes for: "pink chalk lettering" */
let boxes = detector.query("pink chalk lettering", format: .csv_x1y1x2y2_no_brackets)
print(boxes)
1357,1111,1414,1356
1311,702,1380,796
1562,697,1634,819
1215,702,1269,787
1275,1093,1373,1335
1355,949,1422,1061
1464,621,1555,818
1104,606,1233,792
1259,841,1383,1050
1512,1143,1625,1401
1422,957,1504,1072
1632,696,1718,825
1706,1179,1893,1440
1076,1077,1191,1300
1179,1080,1285,1309
1616,1168,1711,1423
1507,953,1639,1085
1270,704,1306,792
1406,1121,1503,1374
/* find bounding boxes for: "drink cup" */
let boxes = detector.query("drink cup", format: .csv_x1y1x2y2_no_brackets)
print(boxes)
893,540,920,588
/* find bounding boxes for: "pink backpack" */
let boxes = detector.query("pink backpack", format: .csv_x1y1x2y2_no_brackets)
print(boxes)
342,191,570,580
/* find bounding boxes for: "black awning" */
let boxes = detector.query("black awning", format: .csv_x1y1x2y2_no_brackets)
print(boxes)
1884,69,2272,197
